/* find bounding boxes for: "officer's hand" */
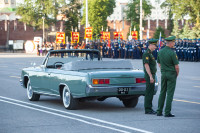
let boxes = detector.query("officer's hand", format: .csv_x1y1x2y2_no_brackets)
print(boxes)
150,77,154,83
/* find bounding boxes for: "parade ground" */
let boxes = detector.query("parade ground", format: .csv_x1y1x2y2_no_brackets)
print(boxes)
0,54,200,133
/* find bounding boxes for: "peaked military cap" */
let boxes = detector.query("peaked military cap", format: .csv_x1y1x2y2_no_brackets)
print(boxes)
148,39,158,45
165,36,176,42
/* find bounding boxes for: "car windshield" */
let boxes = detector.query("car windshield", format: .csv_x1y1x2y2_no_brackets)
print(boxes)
45,50,100,68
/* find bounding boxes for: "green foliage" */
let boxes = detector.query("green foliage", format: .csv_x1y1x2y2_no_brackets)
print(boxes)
179,21,191,39
171,20,181,38
183,23,200,39
165,0,200,24
153,26,166,39
191,23,200,38
81,0,115,39
189,24,200,39
162,0,200,38
160,2,173,34
64,0,82,41
125,0,153,37
16,0,65,29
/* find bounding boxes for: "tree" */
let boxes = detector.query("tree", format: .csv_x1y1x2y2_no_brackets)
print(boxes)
125,0,153,36
171,19,181,38
63,0,82,41
81,0,115,39
153,26,165,39
16,0,66,30
179,21,191,39
190,23,200,39
160,1,173,34
164,0,200,24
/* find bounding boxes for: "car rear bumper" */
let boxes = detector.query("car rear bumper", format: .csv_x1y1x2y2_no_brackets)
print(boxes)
85,83,158,97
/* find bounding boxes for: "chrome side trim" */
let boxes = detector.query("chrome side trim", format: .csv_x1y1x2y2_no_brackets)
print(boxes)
34,91,60,97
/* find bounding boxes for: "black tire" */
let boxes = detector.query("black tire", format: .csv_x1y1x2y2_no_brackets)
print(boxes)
27,80,40,101
97,97,107,101
62,86,79,110
122,97,138,108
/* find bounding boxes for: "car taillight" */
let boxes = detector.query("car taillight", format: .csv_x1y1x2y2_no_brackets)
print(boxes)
136,78,146,83
99,79,104,84
92,79,99,84
104,79,110,84
92,79,110,84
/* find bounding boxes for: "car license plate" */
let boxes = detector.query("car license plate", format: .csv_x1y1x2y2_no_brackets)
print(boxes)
118,87,130,94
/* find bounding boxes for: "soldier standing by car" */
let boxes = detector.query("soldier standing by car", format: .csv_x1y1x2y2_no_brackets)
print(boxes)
157,36,179,117
142,39,158,115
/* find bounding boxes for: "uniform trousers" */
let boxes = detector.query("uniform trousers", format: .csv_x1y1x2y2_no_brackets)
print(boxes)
144,74,155,112
157,71,177,115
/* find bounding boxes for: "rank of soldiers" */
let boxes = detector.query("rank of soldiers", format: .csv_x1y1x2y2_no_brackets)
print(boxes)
37,38,200,62
89,38,200,62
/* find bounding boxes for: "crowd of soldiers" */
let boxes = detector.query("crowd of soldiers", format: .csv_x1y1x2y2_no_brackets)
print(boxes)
37,38,200,62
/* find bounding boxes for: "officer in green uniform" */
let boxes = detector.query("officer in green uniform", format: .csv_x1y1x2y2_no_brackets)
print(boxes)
157,36,179,117
142,39,158,114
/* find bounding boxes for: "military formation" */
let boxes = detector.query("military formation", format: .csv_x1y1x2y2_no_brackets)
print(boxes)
174,39,200,61
38,38,200,62
89,38,200,62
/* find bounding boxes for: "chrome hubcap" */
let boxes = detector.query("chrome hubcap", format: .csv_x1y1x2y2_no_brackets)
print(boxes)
63,88,70,107
27,83,33,99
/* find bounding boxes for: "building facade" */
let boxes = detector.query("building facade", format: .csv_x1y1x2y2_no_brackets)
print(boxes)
0,0,66,49
0,0,192,49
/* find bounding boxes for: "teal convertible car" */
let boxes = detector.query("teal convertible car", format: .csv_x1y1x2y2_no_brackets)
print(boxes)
20,49,158,110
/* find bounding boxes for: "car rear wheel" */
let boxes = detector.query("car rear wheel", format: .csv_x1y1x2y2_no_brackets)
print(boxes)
122,97,138,108
27,80,40,101
62,86,79,110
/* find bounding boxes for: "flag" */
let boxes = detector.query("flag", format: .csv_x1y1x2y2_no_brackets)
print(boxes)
159,32,161,50
118,33,121,48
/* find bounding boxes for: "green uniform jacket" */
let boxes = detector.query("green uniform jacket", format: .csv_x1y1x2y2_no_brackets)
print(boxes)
142,48,157,75
157,46,179,72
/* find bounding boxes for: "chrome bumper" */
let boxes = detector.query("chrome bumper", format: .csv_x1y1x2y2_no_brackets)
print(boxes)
87,84,145,92
86,83,159,96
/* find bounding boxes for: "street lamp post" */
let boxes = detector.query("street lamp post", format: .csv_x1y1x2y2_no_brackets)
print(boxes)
86,0,88,43
140,0,143,40
42,16,45,46
6,15,10,49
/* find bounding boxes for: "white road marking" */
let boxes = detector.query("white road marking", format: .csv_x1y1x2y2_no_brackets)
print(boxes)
0,98,130,133
191,79,200,81
173,99,200,105
10,76,21,79
0,96,152,133
15,63,26,65
0,66,8,67
193,86,200,88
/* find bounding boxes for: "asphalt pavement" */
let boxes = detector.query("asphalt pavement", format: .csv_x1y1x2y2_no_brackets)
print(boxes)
0,53,200,133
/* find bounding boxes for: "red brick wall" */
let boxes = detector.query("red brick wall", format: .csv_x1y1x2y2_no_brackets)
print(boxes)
108,19,171,40
0,20,65,48
1,18,183,48
107,20,131,40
